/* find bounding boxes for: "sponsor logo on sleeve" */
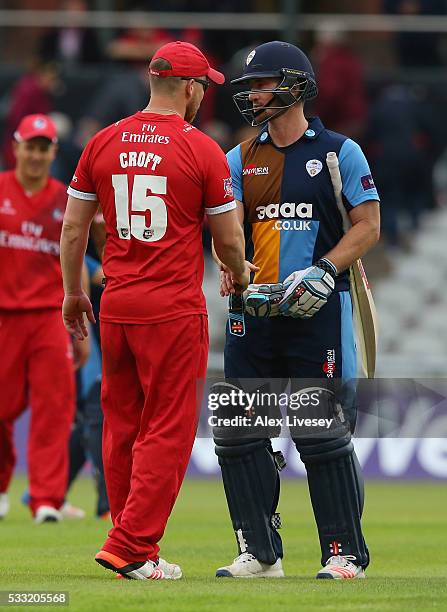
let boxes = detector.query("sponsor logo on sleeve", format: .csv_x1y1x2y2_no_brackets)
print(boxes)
361,174,375,191
223,177,234,198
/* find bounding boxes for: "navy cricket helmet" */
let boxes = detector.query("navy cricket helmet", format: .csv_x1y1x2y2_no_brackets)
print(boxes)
231,41,318,126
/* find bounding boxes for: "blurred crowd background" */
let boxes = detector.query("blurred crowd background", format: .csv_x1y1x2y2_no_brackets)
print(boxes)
2,0,447,376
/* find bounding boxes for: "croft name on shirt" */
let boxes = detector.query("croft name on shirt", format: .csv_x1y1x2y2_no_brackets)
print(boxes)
119,151,163,170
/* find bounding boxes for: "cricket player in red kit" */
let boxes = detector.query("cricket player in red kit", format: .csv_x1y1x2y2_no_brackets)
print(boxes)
0,114,76,523
60,41,249,580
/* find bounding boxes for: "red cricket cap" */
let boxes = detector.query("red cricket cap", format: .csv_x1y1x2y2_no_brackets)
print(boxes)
149,40,225,85
14,114,58,143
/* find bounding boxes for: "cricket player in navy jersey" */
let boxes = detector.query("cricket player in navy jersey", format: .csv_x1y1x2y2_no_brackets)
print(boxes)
213,41,380,579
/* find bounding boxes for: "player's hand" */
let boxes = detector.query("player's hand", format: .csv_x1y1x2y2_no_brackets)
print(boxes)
73,335,91,370
243,283,286,317
231,261,253,295
220,261,259,297
279,259,337,319
62,292,96,340
219,264,233,297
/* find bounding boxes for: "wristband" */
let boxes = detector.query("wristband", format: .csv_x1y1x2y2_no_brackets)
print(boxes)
315,258,338,279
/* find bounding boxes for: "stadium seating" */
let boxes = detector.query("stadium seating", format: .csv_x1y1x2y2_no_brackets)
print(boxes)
376,207,447,377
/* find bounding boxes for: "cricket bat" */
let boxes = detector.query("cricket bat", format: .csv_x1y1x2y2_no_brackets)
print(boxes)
326,152,378,379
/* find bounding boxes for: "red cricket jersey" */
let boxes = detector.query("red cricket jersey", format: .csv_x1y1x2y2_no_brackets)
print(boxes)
68,112,236,324
0,171,66,311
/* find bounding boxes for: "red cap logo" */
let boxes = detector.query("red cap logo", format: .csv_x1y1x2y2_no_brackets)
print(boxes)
14,114,58,143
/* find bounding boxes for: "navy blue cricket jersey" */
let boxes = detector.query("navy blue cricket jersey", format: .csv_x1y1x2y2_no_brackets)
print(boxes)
226,116,380,291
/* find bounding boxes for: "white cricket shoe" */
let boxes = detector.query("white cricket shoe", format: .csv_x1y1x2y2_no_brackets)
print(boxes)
34,505,62,524
153,557,182,580
0,493,9,519
60,502,86,519
216,552,284,578
95,550,182,580
316,555,365,579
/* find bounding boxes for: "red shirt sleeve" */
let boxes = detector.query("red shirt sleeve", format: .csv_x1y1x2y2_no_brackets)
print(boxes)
201,137,236,216
67,139,97,200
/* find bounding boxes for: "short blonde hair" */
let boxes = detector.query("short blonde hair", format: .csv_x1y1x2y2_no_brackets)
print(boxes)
149,58,183,94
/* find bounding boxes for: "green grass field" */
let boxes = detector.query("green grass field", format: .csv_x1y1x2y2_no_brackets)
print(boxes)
1,476,446,611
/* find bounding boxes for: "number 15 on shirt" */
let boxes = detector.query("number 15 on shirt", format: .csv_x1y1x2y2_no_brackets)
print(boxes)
112,174,168,242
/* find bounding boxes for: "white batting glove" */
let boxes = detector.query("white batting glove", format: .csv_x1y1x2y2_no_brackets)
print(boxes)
279,259,337,319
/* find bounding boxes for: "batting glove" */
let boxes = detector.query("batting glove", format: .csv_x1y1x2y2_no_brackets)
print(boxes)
243,283,286,317
279,258,337,319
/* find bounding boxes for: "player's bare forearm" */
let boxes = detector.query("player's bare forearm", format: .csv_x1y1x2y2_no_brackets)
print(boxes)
213,225,245,276
211,240,223,268
325,219,379,271
90,208,106,261
81,262,90,298
208,210,245,274
211,200,244,270
324,201,380,272
60,196,97,295
61,221,90,295
211,225,250,292
60,196,98,339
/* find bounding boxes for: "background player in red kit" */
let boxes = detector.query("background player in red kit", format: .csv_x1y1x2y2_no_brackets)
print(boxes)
0,114,76,524
60,41,248,580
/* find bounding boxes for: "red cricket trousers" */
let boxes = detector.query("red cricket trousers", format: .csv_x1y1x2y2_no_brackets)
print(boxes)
100,315,208,562
0,310,75,513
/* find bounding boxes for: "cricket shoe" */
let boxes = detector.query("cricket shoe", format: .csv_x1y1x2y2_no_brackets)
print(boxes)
316,555,365,579
60,502,86,519
34,505,62,524
216,553,284,578
0,493,9,519
95,550,182,580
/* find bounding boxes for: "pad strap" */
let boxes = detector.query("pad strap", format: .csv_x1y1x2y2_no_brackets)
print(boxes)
228,294,245,336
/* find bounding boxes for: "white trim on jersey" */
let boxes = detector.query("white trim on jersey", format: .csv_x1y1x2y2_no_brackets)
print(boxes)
205,200,237,215
67,186,98,201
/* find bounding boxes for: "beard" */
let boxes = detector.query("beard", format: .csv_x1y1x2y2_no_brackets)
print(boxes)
184,100,199,124
252,94,277,117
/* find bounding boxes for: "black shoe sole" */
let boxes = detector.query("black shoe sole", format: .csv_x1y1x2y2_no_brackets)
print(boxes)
95,556,145,578
216,570,233,578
